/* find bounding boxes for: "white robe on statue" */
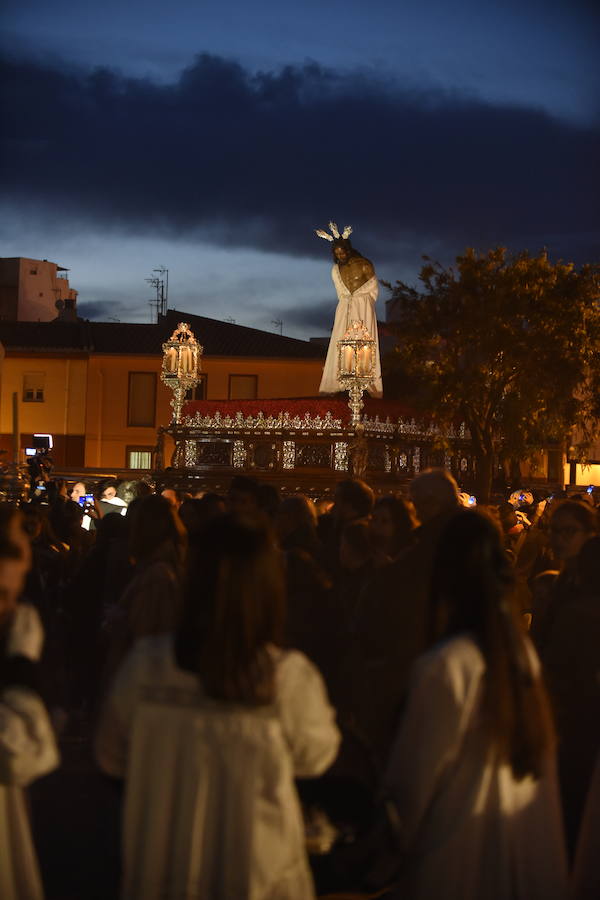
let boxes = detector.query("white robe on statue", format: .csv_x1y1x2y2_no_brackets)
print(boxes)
319,264,383,397
95,635,340,900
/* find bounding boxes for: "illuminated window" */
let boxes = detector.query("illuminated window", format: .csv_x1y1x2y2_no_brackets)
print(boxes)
228,374,258,400
128,372,157,427
23,372,45,402
126,446,153,469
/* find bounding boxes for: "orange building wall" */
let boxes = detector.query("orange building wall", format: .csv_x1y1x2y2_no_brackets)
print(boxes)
0,354,87,448
0,346,323,470
200,356,322,400
84,353,323,468
0,353,88,465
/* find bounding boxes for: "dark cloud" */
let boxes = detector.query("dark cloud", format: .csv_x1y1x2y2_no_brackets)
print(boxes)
1,53,598,264
277,300,335,334
76,300,129,320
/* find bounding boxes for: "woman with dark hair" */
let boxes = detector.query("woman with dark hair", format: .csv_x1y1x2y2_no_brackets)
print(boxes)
103,495,187,684
531,499,598,651
369,494,417,566
384,509,566,899
121,494,187,637
276,494,321,558
95,515,339,900
539,504,600,856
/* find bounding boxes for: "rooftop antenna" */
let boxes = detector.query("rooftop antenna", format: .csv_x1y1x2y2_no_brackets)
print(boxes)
271,318,283,335
153,266,169,317
145,266,169,323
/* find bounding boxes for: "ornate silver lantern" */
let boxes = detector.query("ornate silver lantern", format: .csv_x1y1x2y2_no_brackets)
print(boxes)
337,320,376,427
161,322,203,424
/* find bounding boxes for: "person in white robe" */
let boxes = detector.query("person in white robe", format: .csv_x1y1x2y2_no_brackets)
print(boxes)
384,509,567,900
1,506,60,900
95,514,340,900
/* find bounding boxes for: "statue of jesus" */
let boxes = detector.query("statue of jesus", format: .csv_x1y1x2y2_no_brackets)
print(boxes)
316,222,382,397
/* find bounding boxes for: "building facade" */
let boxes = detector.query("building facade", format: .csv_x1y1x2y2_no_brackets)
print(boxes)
0,310,325,472
0,258,78,323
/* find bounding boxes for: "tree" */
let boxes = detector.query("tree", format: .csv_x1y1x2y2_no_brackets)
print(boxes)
383,247,600,500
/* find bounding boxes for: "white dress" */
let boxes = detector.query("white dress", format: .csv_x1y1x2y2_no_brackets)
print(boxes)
95,635,340,900
384,634,567,900
0,687,60,900
319,265,383,398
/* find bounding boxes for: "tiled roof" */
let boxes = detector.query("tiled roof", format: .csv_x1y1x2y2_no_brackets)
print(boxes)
0,320,91,352
0,309,326,360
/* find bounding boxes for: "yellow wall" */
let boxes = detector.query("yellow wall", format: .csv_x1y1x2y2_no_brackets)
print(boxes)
201,356,322,400
564,463,600,487
84,353,323,468
1,347,323,469
0,355,87,436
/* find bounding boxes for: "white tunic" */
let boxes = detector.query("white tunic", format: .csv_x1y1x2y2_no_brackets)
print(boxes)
0,686,60,900
95,635,340,900
319,265,383,398
384,635,567,900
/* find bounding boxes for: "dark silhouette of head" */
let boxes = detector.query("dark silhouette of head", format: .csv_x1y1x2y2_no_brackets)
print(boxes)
334,478,375,523
372,494,417,556
128,493,187,569
176,515,285,705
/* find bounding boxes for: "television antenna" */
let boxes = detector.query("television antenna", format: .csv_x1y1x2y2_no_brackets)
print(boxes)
271,318,283,335
145,266,169,322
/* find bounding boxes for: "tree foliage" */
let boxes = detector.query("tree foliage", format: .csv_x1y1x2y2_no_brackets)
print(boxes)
383,247,600,498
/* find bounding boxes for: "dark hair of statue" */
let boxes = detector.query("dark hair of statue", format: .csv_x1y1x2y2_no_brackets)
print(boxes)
330,237,362,263
175,514,285,705
429,509,555,781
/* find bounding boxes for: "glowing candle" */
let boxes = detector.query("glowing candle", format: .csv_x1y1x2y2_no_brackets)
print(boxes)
344,345,354,374
358,345,372,375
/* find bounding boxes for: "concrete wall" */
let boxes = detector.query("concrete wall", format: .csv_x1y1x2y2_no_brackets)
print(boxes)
0,258,77,322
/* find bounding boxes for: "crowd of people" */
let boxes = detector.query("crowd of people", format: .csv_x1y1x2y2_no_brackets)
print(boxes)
1,469,599,898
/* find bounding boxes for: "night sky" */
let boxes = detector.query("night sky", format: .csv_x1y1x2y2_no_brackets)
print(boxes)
1,0,598,337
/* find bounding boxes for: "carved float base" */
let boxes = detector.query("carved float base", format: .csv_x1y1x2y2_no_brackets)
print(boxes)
154,398,474,496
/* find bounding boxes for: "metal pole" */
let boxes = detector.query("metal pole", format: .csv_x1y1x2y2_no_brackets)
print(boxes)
12,391,19,463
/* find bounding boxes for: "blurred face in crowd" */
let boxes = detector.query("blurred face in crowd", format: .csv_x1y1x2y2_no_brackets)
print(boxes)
0,511,32,621
550,510,593,562
227,489,259,519
161,489,180,509
71,482,86,503
370,504,395,544
102,485,117,500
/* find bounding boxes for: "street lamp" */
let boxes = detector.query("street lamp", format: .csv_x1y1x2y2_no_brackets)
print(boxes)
337,320,376,427
161,322,203,424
